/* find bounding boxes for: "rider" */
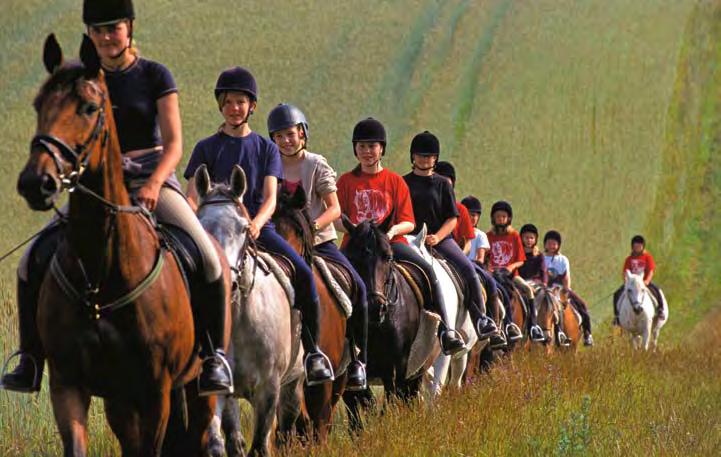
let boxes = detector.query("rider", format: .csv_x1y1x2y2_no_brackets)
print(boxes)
543,230,593,346
335,119,479,355
267,103,368,390
1,0,233,395
487,201,545,342
518,224,548,287
402,134,501,348
612,235,666,325
184,69,334,386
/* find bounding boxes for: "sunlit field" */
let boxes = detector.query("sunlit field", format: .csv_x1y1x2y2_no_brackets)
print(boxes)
2,0,720,455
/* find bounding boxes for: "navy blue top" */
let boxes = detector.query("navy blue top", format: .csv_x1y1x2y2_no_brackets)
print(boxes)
105,57,177,153
184,131,283,218
403,172,459,237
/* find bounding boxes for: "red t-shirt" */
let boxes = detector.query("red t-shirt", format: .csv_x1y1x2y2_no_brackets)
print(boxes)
623,251,655,281
337,168,415,246
486,229,526,275
453,202,475,246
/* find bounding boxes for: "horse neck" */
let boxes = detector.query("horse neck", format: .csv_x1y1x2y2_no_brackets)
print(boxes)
277,214,313,264
66,96,142,275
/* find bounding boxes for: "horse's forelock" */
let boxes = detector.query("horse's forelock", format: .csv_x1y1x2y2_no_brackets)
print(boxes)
34,63,86,112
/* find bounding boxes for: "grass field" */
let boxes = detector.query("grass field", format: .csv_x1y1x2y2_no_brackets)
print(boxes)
1,0,720,455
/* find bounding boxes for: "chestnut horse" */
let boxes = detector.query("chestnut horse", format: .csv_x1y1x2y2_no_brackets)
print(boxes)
16,35,228,456
272,187,349,442
535,286,581,353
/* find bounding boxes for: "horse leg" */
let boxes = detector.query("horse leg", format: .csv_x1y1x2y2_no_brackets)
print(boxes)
207,395,226,457
303,382,333,442
342,388,375,433
430,354,450,399
249,383,280,457
50,383,91,457
182,384,216,457
276,377,304,448
449,353,468,390
104,398,141,457
221,396,246,457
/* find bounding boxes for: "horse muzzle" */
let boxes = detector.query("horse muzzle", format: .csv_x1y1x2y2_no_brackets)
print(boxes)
17,169,60,211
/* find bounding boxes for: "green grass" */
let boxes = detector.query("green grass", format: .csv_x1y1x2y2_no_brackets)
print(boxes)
2,0,720,455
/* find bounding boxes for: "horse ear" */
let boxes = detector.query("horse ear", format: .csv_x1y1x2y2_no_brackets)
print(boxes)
194,164,211,200
79,34,101,79
341,214,357,235
418,224,428,246
624,269,632,282
230,165,247,200
377,209,395,234
291,185,308,209
43,34,63,74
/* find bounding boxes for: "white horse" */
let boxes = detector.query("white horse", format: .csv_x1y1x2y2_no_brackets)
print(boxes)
405,225,477,399
195,165,304,457
617,270,668,351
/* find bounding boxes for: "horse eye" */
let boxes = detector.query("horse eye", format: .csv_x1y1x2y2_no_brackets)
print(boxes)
79,102,99,116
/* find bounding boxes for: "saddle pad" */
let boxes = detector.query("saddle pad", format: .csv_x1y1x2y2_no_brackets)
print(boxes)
313,257,353,318
405,310,441,380
255,252,295,305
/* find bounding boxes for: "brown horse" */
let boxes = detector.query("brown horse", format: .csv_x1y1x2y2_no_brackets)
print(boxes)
272,187,349,442
16,35,229,456
535,286,581,353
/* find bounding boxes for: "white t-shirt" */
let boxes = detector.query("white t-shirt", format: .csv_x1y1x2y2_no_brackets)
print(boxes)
467,228,490,261
544,253,570,281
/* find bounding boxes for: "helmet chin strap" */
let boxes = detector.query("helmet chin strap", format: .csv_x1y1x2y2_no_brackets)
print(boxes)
411,155,437,171
227,109,253,130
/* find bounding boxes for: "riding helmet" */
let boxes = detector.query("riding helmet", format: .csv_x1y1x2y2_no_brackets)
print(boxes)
409,130,440,162
352,117,387,154
267,103,309,140
83,0,135,25
214,67,258,102
490,200,513,222
435,161,456,186
520,224,539,236
544,230,562,246
461,196,482,215
631,234,645,246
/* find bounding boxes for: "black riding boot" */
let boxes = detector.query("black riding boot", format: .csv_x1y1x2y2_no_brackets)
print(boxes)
198,276,234,397
429,279,465,356
556,308,570,347
612,286,623,325
301,298,334,386
346,301,368,391
525,295,545,343
1,278,44,393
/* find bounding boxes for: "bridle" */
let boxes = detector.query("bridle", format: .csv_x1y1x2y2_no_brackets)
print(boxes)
625,284,647,309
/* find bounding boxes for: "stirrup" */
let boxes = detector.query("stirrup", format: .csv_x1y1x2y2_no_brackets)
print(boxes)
197,354,234,397
1,351,41,393
530,325,545,342
505,323,523,341
345,362,367,392
557,331,571,347
304,351,335,387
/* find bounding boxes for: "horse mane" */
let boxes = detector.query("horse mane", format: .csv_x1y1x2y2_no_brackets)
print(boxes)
274,188,315,265
203,184,252,221
33,62,86,112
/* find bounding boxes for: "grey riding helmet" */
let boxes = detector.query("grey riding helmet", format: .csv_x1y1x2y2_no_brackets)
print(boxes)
267,103,309,140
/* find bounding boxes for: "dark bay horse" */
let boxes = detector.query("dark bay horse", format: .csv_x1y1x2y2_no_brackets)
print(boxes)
194,165,304,457
16,35,228,456
340,215,436,430
272,187,349,442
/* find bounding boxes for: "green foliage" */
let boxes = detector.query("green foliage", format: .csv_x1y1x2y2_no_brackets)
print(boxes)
555,395,591,456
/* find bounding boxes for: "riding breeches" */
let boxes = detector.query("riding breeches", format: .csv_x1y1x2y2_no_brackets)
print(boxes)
513,276,535,301
434,237,487,320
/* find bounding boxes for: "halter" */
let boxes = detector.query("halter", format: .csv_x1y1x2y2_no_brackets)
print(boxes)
625,284,647,308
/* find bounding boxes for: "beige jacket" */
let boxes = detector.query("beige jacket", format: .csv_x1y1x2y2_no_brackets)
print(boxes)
299,151,339,246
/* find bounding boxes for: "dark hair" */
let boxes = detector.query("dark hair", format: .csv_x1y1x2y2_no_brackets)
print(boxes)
631,235,645,246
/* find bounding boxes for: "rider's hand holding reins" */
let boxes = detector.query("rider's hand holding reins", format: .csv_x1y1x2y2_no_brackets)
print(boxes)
136,179,162,211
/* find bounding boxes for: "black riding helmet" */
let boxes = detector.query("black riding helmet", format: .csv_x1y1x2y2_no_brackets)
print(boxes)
520,224,539,237
435,161,457,187
631,234,645,246
83,0,134,25
352,117,386,155
215,67,258,102
461,196,482,214
544,230,562,246
490,200,513,225
409,130,440,164
267,103,309,140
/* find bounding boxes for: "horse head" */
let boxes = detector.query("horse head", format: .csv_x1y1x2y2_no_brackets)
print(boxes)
18,34,118,211
273,186,315,265
342,212,394,323
624,269,647,314
535,287,561,344
195,164,250,276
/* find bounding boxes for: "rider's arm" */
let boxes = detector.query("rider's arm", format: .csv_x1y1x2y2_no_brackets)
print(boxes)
387,221,415,239
463,240,472,255
644,269,654,286
428,217,457,246
250,176,278,238
506,261,524,272
476,247,487,264
315,191,341,230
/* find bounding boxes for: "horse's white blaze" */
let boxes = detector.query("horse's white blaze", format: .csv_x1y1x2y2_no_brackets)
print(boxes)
618,271,668,351
406,225,476,401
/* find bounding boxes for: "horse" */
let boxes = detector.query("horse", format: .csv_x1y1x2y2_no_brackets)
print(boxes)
16,34,226,456
271,186,350,442
534,286,581,353
194,164,304,457
493,270,532,350
340,215,440,431
617,270,668,351
405,225,477,398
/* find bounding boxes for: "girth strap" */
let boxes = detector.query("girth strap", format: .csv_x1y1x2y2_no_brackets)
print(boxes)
50,248,166,320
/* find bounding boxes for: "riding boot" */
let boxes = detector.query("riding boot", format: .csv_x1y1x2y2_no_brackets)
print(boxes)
301,299,334,386
612,287,622,325
429,280,465,355
198,276,234,397
556,311,570,347
346,304,368,391
525,295,545,343
1,278,45,393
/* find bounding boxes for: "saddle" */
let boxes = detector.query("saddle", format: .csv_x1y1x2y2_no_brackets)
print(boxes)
157,224,203,294
315,257,354,317
394,260,432,309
